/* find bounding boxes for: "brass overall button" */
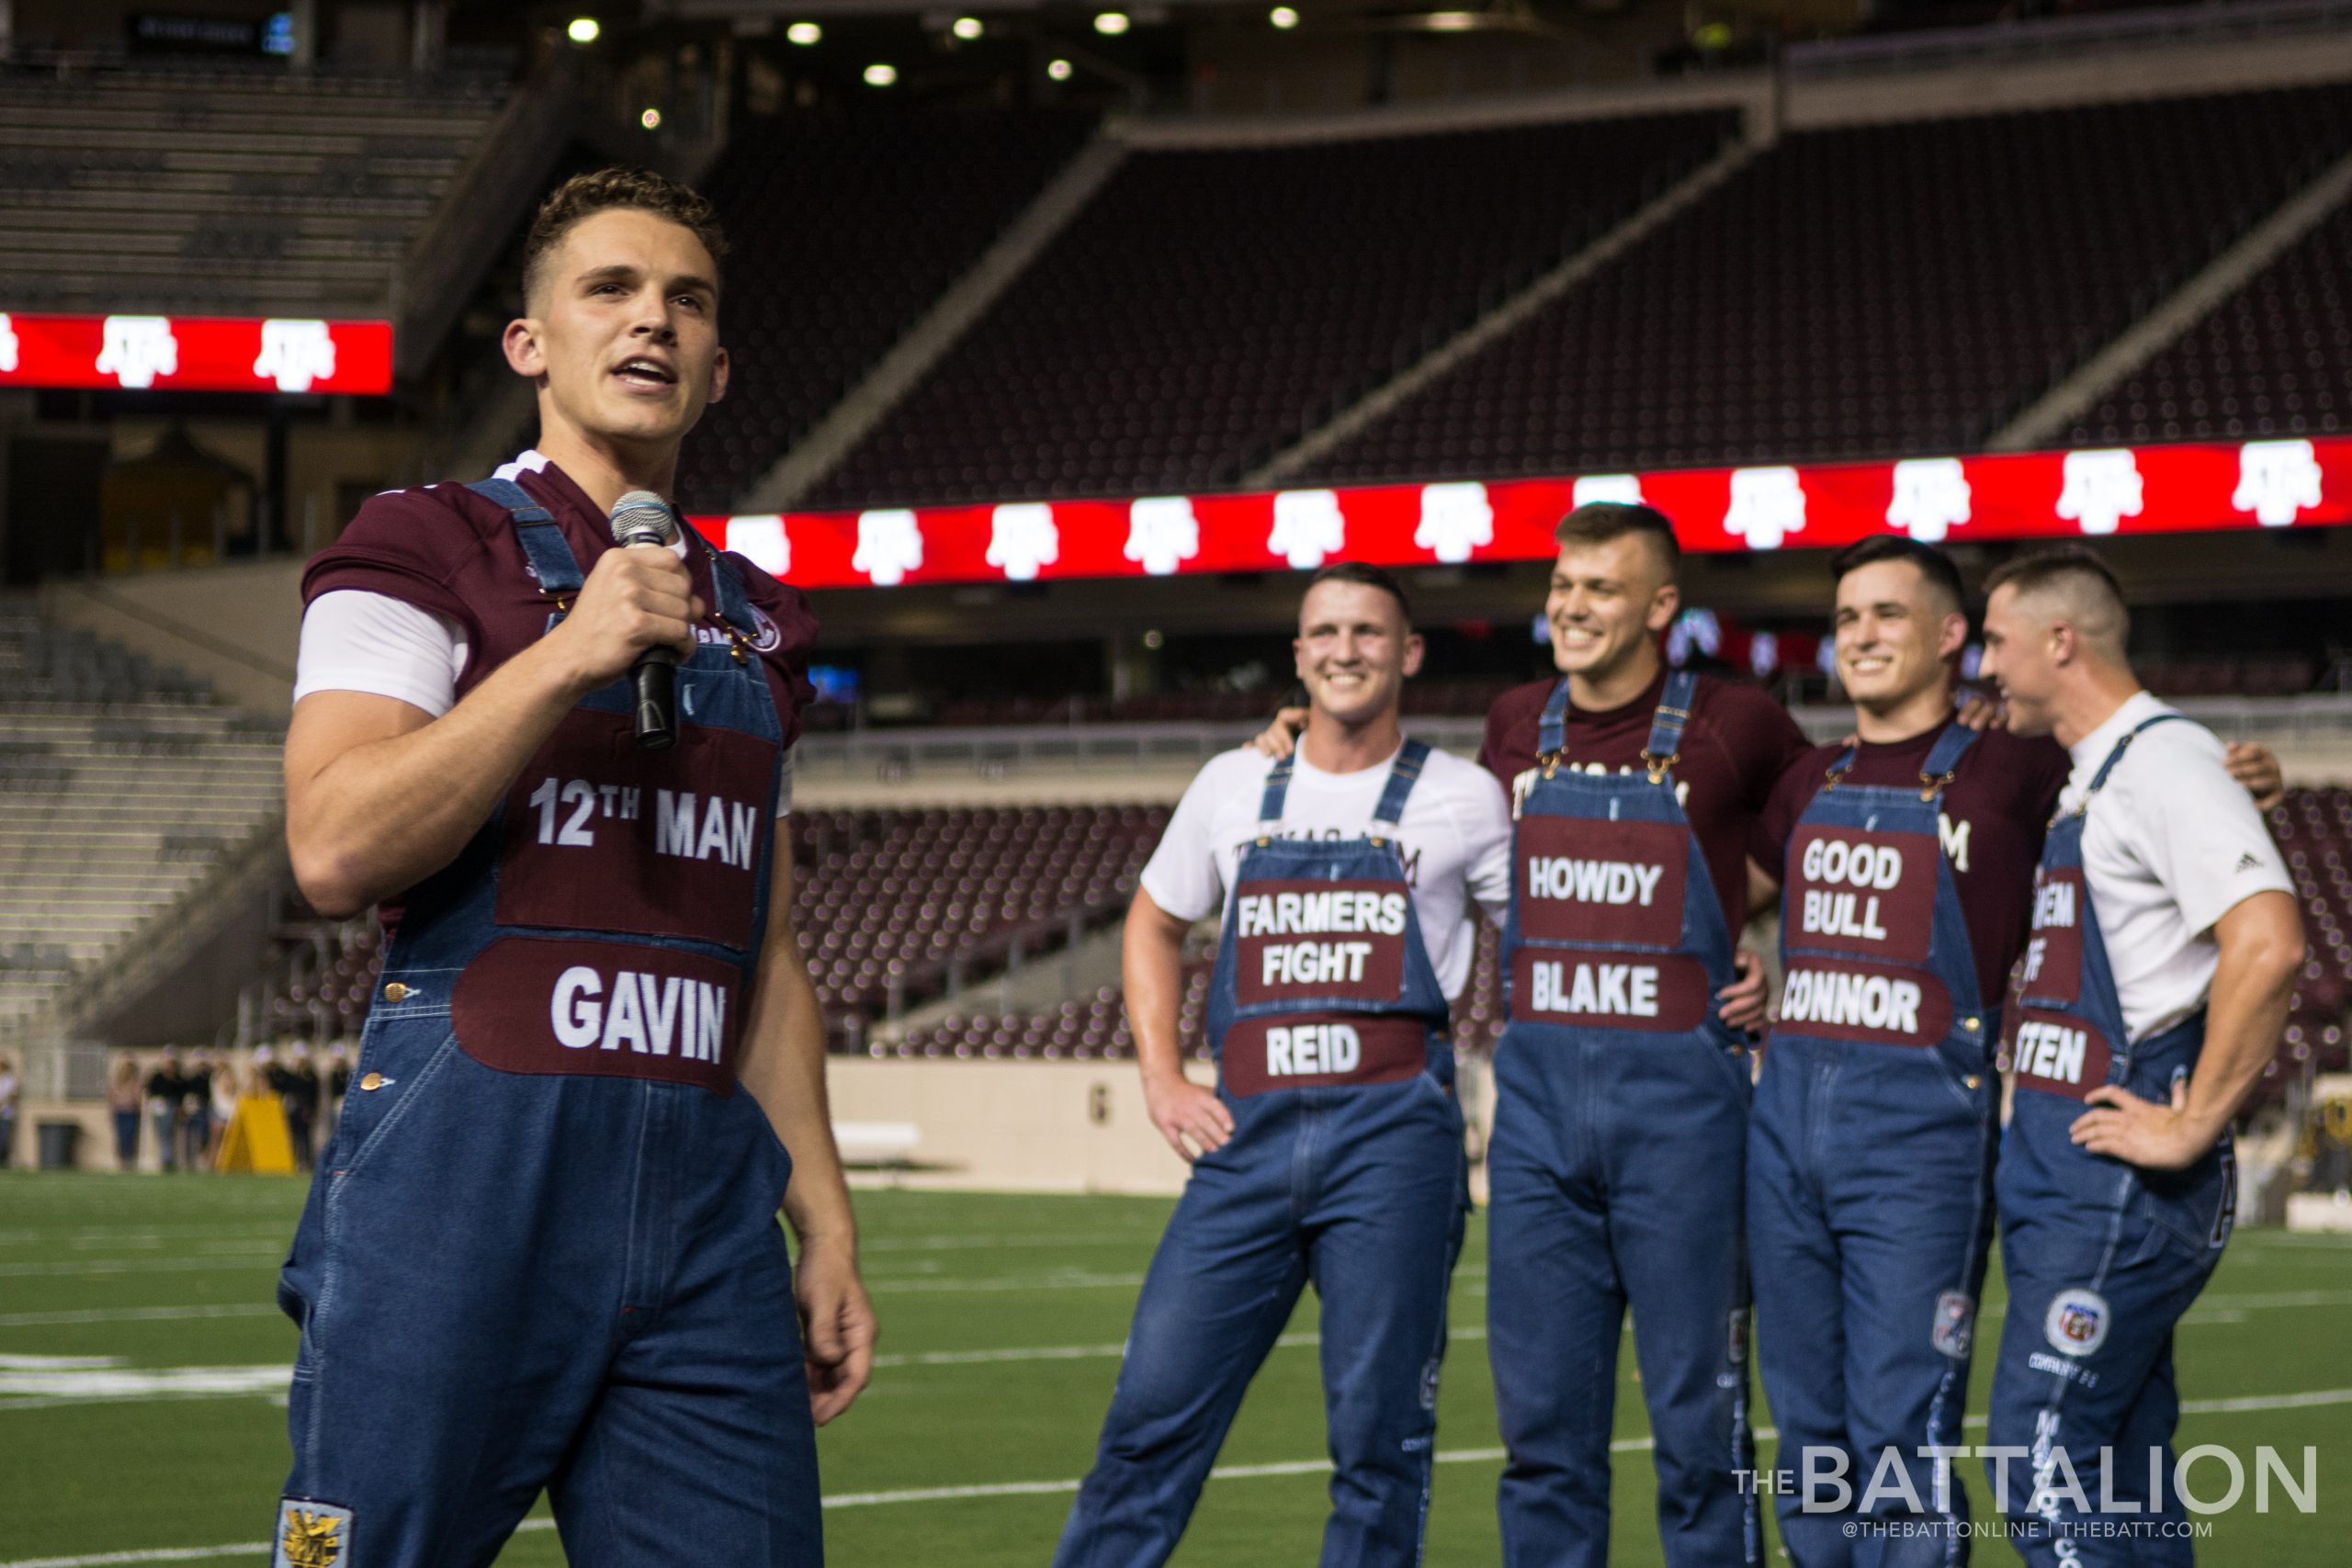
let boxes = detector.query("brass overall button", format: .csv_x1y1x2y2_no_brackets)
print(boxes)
359,1072,385,1092
382,982,409,1002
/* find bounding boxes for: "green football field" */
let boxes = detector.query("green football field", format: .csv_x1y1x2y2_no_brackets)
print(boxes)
3,1172,2349,1565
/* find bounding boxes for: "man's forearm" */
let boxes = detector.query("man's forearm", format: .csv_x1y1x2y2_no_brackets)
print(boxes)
741,936,857,1252
2181,895,2301,1143
288,641,584,914
1123,901,1190,1087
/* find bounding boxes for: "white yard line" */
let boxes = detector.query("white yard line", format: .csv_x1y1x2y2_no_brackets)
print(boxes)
13,1391,2348,1566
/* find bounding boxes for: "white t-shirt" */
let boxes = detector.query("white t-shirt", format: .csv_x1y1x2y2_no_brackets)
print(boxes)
1140,742,1513,1000
293,591,796,815
2064,692,2293,1042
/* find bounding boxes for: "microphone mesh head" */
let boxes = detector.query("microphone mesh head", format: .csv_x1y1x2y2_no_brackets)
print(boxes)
610,490,678,548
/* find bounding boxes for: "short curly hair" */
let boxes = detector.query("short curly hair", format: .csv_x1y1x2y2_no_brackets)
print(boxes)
521,167,728,312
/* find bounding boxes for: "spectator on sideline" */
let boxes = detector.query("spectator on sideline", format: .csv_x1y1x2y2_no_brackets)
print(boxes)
0,1055,17,1168
283,1044,321,1172
109,1056,143,1170
209,1059,242,1167
182,1053,216,1173
146,1048,184,1173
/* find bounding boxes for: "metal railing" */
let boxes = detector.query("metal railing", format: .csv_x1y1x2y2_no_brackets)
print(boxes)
1783,0,2352,77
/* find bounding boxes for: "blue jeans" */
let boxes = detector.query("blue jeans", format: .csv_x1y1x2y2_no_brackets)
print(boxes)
1056,1076,1467,1568
114,1109,141,1168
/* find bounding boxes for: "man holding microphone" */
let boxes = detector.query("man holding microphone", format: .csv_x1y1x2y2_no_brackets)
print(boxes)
274,169,869,1566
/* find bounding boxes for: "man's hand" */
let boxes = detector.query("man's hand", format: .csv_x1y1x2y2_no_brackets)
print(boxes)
1144,1067,1233,1162
2224,742,2286,813
1717,949,1769,1033
1953,690,2007,732
542,544,704,695
2070,1078,2215,1170
795,1236,876,1426
1247,706,1309,761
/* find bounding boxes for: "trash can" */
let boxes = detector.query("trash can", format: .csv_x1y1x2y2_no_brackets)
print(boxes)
36,1121,83,1171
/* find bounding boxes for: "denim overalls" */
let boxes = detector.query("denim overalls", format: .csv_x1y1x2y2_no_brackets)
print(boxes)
1056,739,1468,1568
273,478,820,1567
1987,716,2235,1568
1749,723,1998,1566
1485,671,1758,1568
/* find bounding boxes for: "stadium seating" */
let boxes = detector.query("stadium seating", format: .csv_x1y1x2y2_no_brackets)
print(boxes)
2073,195,2352,446
0,602,284,1035
1306,83,2352,483
258,801,1170,1051
802,109,1740,509
2271,787,2352,1093
0,65,505,315
675,108,1101,513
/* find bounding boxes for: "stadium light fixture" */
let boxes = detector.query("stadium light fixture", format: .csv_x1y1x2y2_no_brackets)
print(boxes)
1270,6,1300,27
1425,10,1477,28
786,20,821,45
1094,11,1130,33
565,17,600,44
639,107,662,130
1046,57,1073,79
864,62,899,85
952,16,985,39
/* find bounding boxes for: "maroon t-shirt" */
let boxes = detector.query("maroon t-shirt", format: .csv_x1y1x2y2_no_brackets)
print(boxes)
1753,717,2071,1006
1480,668,1813,942
301,457,818,746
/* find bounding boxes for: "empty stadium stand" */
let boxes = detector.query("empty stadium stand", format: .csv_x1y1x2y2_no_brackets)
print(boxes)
1304,82,2352,484
2273,786,2352,1091
0,63,505,315
675,108,1101,513
800,109,1741,509
0,600,285,1040
2072,189,2352,446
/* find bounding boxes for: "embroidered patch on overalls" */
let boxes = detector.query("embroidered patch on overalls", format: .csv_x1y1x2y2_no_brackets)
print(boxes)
275,1498,352,1567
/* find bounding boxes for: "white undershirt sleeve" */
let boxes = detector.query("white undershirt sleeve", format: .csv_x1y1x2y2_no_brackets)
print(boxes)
293,591,468,717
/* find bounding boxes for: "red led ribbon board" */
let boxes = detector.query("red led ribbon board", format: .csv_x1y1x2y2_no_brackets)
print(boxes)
702,436,2352,589
0,311,392,394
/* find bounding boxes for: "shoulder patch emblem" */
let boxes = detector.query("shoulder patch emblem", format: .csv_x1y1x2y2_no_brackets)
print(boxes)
2044,1288,2109,1358
276,1498,351,1568
749,604,783,653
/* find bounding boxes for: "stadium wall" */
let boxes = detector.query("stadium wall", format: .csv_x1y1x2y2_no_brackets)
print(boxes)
39,558,301,713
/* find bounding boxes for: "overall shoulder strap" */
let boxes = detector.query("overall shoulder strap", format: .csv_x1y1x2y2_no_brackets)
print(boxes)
1917,720,1981,799
1536,677,1572,759
1371,739,1432,832
1642,670,1699,781
467,476,583,598
679,516,757,636
2086,713,2183,796
1257,756,1295,830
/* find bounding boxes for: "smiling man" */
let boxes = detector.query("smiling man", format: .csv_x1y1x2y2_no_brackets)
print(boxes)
271,170,870,1566
1974,546,2301,1567
1057,564,1510,1568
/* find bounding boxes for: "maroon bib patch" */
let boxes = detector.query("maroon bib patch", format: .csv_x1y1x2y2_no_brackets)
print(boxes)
1233,878,1409,1007
1787,825,1938,964
2013,867,2086,1007
1513,816,1687,949
1219,1013,1428,1097
496,708,775,949
1509,947,1713,1032
2005,1006,2113,1102
452,936,741,1093
1775,958,1954,1047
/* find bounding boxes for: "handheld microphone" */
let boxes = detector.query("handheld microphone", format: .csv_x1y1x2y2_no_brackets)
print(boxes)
609,490,681,751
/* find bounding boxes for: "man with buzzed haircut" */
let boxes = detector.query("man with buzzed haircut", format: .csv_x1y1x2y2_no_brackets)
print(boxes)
1974,547,2301,1566
273,169,869,1565
1060,564,1510,1568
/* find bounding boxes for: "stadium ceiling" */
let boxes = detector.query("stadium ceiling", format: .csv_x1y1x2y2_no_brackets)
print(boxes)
693,437,2351,591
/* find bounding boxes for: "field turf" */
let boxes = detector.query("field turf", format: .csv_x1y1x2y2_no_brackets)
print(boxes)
3,1172,2349,1564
